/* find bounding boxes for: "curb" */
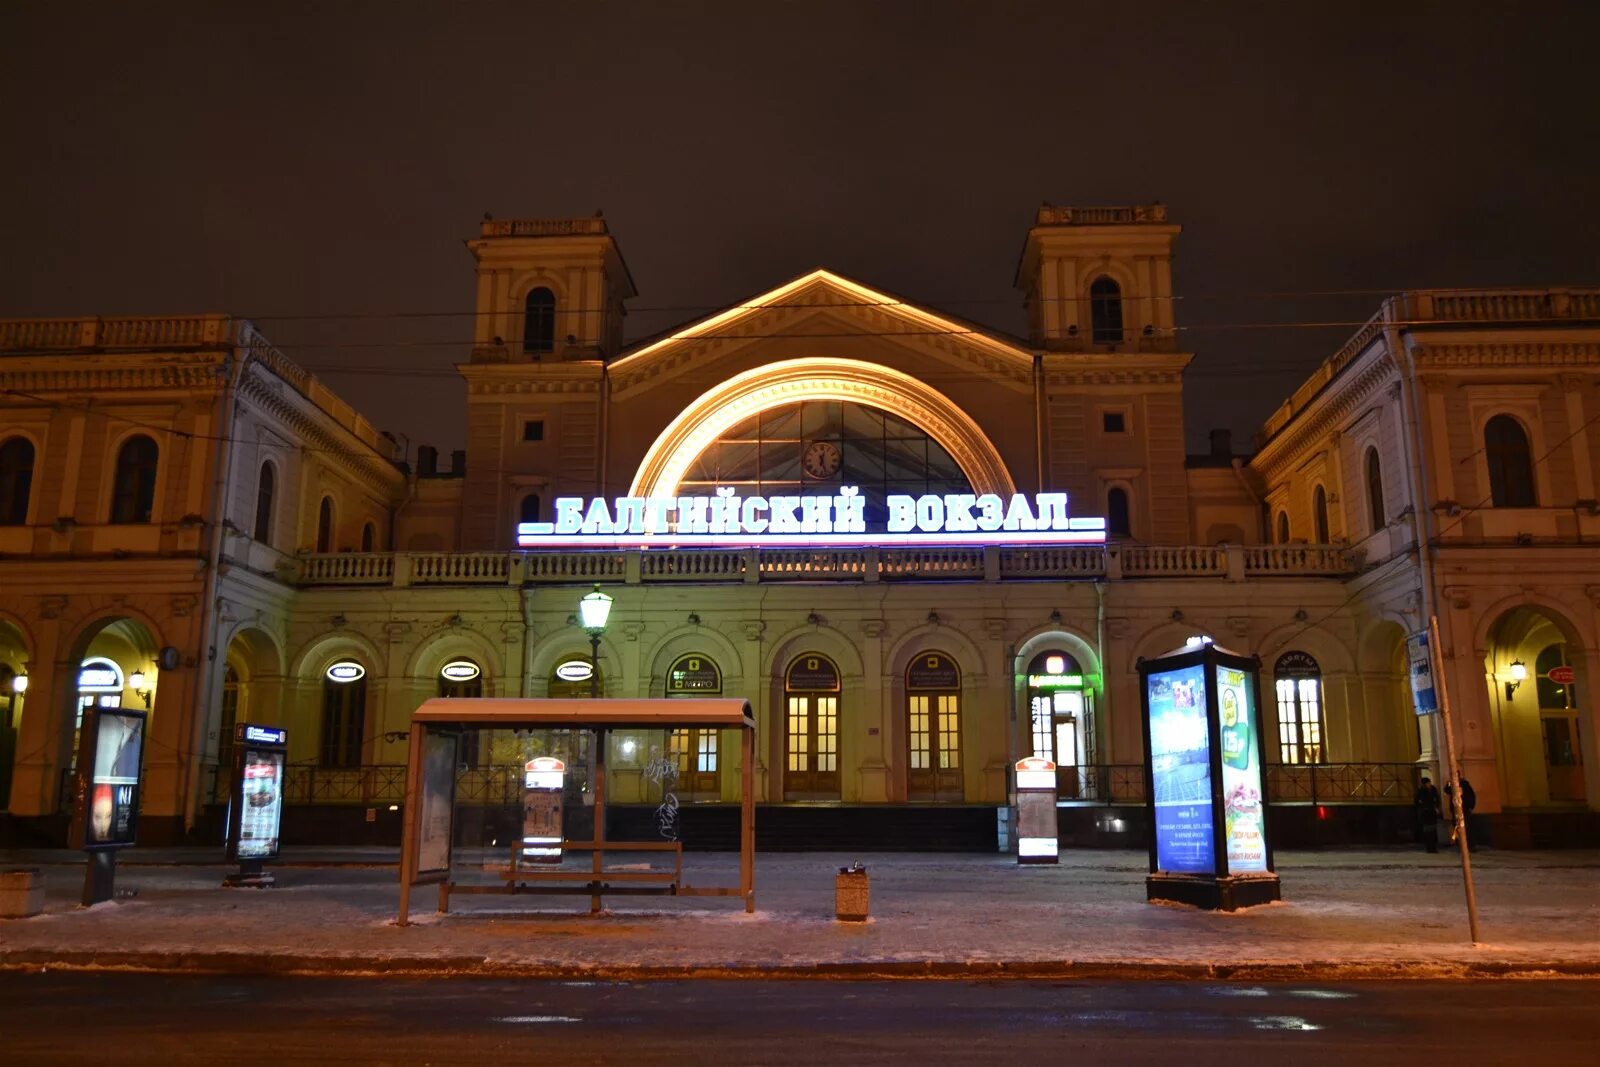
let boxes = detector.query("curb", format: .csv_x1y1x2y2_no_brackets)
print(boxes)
2,950,1596,981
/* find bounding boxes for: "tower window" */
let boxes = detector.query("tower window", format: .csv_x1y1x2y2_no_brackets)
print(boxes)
316,496,334,553
1365,448,1386,533
1313,485,1329,543
1089,277,1124,345
520,493,541,524
1102,411,1126,433
522,419,545,442
523,287,556,354
1276,510,1290,544
0,436,35,525
253,462,275,544
1107,487,1131,538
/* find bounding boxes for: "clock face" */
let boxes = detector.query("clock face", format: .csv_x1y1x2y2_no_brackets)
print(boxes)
801,440,843,479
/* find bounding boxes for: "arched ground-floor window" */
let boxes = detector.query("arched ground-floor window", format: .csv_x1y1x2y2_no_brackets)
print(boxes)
1273,651,1325,765
320,661,366,768
785,654,840,800
1026,651,1095,798
906,652,962,800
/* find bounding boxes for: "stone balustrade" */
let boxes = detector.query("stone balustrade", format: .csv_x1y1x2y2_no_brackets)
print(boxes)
293,543,1358,587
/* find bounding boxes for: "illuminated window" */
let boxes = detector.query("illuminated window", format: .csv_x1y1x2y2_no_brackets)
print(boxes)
316,496,334,553
1365,448,1386,532
1089,276,1123,344
666,654,721,796
784,654,840,798
110,435,159,524
523,287,556,354
906,653,961,796
1485,415,1535,507
0,436,35,525
1313,484,1329,543
1274,651,1324,765
1107,487,1131,538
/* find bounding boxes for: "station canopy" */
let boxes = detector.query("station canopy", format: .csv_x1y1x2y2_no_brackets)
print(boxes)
410,697,755,731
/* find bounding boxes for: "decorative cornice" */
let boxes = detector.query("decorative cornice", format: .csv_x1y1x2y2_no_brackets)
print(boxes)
239,368,402,495
1252,353,1395,479
1412,341,1600,368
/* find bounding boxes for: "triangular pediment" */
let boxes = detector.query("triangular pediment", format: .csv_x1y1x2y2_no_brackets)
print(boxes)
608,269,1034,394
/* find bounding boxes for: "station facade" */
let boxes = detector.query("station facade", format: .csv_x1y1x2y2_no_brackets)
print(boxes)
1,206,1596,848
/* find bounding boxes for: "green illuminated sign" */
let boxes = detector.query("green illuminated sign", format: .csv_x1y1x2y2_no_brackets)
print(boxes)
1028,673,1084,689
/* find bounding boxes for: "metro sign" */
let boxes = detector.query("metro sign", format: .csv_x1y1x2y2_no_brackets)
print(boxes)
517,486,1106,548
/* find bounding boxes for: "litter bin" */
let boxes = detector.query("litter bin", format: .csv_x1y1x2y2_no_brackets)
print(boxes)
0,868,44,918
835,863,869,922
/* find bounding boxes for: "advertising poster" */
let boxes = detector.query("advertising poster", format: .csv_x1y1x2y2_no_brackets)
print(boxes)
1146,665,1214,874
87,709,144,848
237,748,285,860
417,732,458,875
1216,665,1268,873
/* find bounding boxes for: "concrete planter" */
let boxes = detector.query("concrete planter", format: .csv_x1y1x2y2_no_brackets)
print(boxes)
0,868,45,918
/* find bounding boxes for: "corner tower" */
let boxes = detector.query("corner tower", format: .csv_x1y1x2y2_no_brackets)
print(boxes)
456,217,637,549
1015,204,1192,543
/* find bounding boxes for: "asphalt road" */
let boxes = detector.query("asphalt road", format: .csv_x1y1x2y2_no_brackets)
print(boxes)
1,974,1595,1065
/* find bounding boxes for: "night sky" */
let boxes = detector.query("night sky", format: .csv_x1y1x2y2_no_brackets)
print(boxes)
3,2,1596,456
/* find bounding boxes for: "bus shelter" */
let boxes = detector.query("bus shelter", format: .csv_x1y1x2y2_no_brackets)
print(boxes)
397,697,757,924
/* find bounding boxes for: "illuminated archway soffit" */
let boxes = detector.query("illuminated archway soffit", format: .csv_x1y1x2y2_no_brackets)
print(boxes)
628,357,1016,499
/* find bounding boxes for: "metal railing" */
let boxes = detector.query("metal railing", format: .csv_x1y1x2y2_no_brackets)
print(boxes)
197,760,1422,808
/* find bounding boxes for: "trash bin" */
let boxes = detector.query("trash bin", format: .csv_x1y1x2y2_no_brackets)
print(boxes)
835,863,869,922
0,868,44,918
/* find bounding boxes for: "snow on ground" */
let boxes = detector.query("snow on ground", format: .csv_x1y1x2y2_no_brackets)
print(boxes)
0,849,1596,972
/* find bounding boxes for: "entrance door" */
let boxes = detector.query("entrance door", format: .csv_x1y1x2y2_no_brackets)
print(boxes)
1537,643,1585,802
906,652,962,800
784,655,840,800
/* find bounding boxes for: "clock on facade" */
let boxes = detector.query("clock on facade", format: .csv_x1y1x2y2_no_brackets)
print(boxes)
801,440,843,479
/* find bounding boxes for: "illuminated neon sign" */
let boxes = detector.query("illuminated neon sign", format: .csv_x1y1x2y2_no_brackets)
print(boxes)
517,487,1106,548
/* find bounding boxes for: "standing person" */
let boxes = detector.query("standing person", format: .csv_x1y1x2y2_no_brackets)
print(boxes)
1414,775,1442,853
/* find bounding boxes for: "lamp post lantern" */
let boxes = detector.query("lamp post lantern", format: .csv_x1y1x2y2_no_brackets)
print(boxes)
578,584,612,699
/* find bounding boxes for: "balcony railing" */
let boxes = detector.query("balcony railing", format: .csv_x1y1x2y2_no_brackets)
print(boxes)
294,543,1358,587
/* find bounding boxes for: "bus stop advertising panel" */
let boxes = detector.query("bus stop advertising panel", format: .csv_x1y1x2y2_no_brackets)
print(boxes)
228,724,287,869
1138,640,1278,911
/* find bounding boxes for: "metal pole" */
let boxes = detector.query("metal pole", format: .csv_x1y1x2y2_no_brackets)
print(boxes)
1429,614,1481,945
588,630,603,914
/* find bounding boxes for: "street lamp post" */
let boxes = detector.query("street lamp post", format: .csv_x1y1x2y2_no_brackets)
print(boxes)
577,584,613,913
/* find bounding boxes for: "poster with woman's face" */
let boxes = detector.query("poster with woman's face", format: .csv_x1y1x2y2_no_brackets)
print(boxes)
87,709,144,847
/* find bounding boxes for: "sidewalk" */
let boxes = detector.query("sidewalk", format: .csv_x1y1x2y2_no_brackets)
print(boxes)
2,848,1597,980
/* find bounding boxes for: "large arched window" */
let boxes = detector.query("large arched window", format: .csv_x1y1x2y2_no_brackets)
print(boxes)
1106,487,1131,538
0,436,35,525
1274,651,1325,765
110,435,159,524
1485,414,1536,507
1364,447,1386,533
1089,276,1124,344
316,496,334,553
253,462,275,544
1313,485,1330,543
523,287,556,354
677,399,970,528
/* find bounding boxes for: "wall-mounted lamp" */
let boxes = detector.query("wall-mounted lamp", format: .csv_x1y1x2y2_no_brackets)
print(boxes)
1504,660,1527,701
9,672,27,695
1049,609,1063,624
807,611,821,626
927,611,940,625
128,670,153,709
1170,609,1184,622
687,612,701,626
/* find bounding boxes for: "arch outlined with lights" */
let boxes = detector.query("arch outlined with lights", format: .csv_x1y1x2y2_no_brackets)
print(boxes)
627,357,1017,500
